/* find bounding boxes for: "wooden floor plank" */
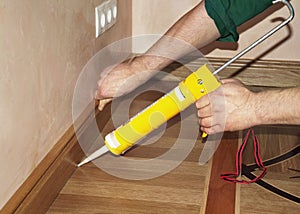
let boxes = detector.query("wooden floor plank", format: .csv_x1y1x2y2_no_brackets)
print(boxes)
205,132,239,214
46,88,242,214
48,194,201,214
47,130,242,213
47,148,209,213
240,180,300,214
47,108,212,213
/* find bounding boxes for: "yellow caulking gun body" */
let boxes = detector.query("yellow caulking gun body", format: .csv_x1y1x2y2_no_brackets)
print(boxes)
77,65,220,167
105,64,220,155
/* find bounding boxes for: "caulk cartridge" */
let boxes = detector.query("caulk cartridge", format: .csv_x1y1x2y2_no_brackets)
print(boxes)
104,64,221,155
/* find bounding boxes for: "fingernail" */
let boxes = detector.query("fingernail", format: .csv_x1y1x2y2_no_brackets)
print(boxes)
98,104,103,111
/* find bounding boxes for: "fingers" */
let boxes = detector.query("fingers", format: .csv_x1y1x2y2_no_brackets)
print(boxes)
200,124,223,135
196,90,226,135
195,94,210,109
196,96,214,134
197,104,211,119
98,98,112,111
197,103,225,133
199,114,223,135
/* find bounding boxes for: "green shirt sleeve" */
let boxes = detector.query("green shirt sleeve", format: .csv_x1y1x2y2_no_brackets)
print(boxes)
205,0,273,42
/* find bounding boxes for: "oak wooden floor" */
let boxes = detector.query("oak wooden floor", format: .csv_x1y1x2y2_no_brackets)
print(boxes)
47,146,210,212
46,154,210,213
47,89,300,213
239,171,300,214
47,92,214,213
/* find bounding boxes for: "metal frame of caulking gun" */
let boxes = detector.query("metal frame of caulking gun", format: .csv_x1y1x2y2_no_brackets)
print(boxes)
78,0,294,167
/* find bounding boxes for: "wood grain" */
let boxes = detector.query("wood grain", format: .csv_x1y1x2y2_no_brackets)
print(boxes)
47,89,241,213
242,125,300,173
239,171,300,213
47,90,212,213
166,57,300,88
205,132,239,214
3,57,299,213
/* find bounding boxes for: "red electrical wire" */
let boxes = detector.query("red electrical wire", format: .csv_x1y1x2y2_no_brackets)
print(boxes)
220,128,267,184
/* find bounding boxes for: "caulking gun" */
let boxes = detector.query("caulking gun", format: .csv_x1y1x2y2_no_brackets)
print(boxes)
78,0,294,167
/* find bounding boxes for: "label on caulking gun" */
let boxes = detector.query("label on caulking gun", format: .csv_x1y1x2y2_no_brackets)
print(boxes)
128,85,185,123
104,64,221,155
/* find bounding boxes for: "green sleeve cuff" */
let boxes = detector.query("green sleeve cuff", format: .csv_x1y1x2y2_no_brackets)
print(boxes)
205,0,273,42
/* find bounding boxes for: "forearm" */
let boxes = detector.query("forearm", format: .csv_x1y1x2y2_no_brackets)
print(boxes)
133,1,220,72
254,87,300,126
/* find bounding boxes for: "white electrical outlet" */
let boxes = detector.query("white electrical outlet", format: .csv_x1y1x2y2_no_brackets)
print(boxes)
95,0,117,38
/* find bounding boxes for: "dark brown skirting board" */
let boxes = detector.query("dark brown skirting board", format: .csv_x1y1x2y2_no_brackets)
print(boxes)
0,102,111,214
0,124,82,214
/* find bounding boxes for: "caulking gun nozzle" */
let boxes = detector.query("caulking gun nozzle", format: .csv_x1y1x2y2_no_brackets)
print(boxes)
77,157,91,167
77,145,109,167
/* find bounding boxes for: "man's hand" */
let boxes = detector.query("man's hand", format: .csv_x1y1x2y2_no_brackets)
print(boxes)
196,79,258,134
95,58,154,111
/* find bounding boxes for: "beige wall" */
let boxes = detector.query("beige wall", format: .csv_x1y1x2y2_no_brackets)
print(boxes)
132,0,200,53
132,0,300,61
0,0,131,209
